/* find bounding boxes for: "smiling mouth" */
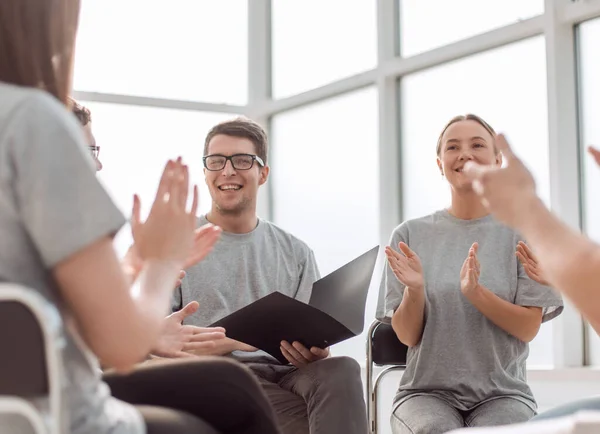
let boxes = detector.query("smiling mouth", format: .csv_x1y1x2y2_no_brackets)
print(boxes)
454,168,464,173
218,184,242,191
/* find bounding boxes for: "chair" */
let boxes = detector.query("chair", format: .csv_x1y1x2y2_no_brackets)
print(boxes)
366,319,408,434
0,284,66,433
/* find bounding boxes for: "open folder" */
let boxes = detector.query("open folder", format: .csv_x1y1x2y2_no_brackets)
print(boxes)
209,246,380,364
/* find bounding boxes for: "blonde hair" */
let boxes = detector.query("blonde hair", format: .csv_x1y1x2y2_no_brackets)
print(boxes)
436,114,497,156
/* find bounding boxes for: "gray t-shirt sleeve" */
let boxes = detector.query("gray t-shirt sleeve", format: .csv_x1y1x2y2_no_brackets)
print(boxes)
378,224,409,322
9,94,125,267
514,247,564,323
293,247,320,303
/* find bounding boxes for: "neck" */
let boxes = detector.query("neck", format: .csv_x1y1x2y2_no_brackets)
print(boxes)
206,204,258,234
448,189,490,220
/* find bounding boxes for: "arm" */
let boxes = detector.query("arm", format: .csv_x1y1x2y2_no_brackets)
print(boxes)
463,135,600,334
391,284,425,347
464,286,542,342
385,242,426,347
517,198,600,334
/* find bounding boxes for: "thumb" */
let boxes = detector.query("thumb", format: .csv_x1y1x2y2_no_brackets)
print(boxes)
174,301,199,321
131,194,141,229
471,242,479,255
495,133,516,162
398,242,415,258
462,161,489,181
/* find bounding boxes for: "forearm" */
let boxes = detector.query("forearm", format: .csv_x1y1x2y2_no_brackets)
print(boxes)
391,286,425,347
464,285,542,342
517,198,600,333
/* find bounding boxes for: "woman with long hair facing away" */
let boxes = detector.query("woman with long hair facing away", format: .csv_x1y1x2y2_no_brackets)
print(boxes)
0,1,280,433
380,114,563,434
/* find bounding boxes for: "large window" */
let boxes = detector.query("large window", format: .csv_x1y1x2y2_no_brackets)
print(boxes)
400,0,544,57
578,18,600,364
84,102,232,256
400,37,553,366
271,0,377,99
271,87,380,360
74,0,248,104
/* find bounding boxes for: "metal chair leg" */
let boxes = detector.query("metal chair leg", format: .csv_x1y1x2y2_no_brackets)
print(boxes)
366,320,378,434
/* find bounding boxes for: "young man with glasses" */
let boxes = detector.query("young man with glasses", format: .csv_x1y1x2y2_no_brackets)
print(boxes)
159,117,368,434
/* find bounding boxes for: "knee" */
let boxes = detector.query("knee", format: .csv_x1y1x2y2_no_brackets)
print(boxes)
392,413,457,434
311,356,361,383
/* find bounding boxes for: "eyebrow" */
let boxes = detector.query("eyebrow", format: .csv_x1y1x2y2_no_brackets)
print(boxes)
445,136,488,144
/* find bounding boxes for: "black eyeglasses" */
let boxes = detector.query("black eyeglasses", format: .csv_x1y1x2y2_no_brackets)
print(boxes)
203,153,265,171
89,145,100,159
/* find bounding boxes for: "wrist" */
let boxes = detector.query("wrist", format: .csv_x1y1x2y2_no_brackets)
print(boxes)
463,284,485,301
405,284,425,295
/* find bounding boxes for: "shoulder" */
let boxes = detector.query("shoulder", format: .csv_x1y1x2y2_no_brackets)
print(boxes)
259,219,314,258
388,212,441,243
0,84,83,153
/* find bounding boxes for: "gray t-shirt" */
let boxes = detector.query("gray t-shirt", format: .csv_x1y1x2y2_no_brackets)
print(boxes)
173,215,320,371
0,83,144,434
378,210,563,412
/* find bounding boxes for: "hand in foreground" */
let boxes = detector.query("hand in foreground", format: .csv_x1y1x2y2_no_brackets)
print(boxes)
188,337,257,357
463,134,538,228
152,301,226,358
384,242,424,290
131,158,220,267
516,241,549,286
589,146,600,167
460,243,481,297
280,341,329,368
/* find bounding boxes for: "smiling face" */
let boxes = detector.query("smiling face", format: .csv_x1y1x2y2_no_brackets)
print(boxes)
204,134,269,215
437,118,501,192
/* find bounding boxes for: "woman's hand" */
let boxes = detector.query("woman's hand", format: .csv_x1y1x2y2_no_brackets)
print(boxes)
385,242,425,291
460,243,481,297
516,241,549,286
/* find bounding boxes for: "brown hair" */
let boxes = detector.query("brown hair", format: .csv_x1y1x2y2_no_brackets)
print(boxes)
204,117,268,165
68,98,92,126
0,0,81,104
436,114,497,156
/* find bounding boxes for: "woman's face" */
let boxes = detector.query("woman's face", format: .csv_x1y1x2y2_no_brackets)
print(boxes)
437,120,500,192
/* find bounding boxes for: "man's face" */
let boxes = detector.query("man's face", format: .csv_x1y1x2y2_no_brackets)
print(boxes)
83,122,102,172
204,134,269,215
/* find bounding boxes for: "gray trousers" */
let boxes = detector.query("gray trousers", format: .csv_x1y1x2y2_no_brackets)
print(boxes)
249,356,368,434
391,395,535,434
532,396,600,421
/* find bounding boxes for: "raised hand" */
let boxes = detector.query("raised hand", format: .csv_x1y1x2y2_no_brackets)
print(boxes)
460,243,481,296
152,301,226,358
131,158,220,267
463,134,538,228
280,341,330,368
516,241,549,286
385,242,424,290
589,146,600,167
182,224,223,270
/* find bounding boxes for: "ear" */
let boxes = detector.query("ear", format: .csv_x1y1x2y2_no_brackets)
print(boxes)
258,165,270,186
437,158,443,176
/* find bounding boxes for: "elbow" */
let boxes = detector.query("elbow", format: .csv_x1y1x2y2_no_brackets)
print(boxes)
518,321,542,343
391,322,421,347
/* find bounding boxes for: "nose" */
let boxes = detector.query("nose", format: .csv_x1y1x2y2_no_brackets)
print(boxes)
221,159,236,176
95,158,103,172
458,150,474,161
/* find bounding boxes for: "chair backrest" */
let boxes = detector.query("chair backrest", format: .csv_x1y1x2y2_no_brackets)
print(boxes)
0,301,48,396
370,321,408,366
0,284,66,433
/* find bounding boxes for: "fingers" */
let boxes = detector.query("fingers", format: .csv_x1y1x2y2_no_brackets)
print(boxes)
280,345,302,368
169,157,184,211
471,242,479,255
462,161,489,182
131,194,142,227
183,225,222,269
588,146,600,166
398,242,415,258
291,341,315,362
156,160,175,201
281,340,310,366
310,346,330,359
172,301,200,321
190,185,199,217
495,133,516,161
178,163,190,210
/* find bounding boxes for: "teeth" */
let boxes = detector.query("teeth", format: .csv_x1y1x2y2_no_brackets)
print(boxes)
220,185,241,191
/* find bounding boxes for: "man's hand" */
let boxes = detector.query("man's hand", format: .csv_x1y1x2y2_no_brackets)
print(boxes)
589,146,600,167
460,243,481,298
280,341,330,368
463,134,539,228
151,301,226,358
516,241,549,286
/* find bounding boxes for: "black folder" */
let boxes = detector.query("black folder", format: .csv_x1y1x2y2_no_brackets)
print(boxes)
209,246,379,364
